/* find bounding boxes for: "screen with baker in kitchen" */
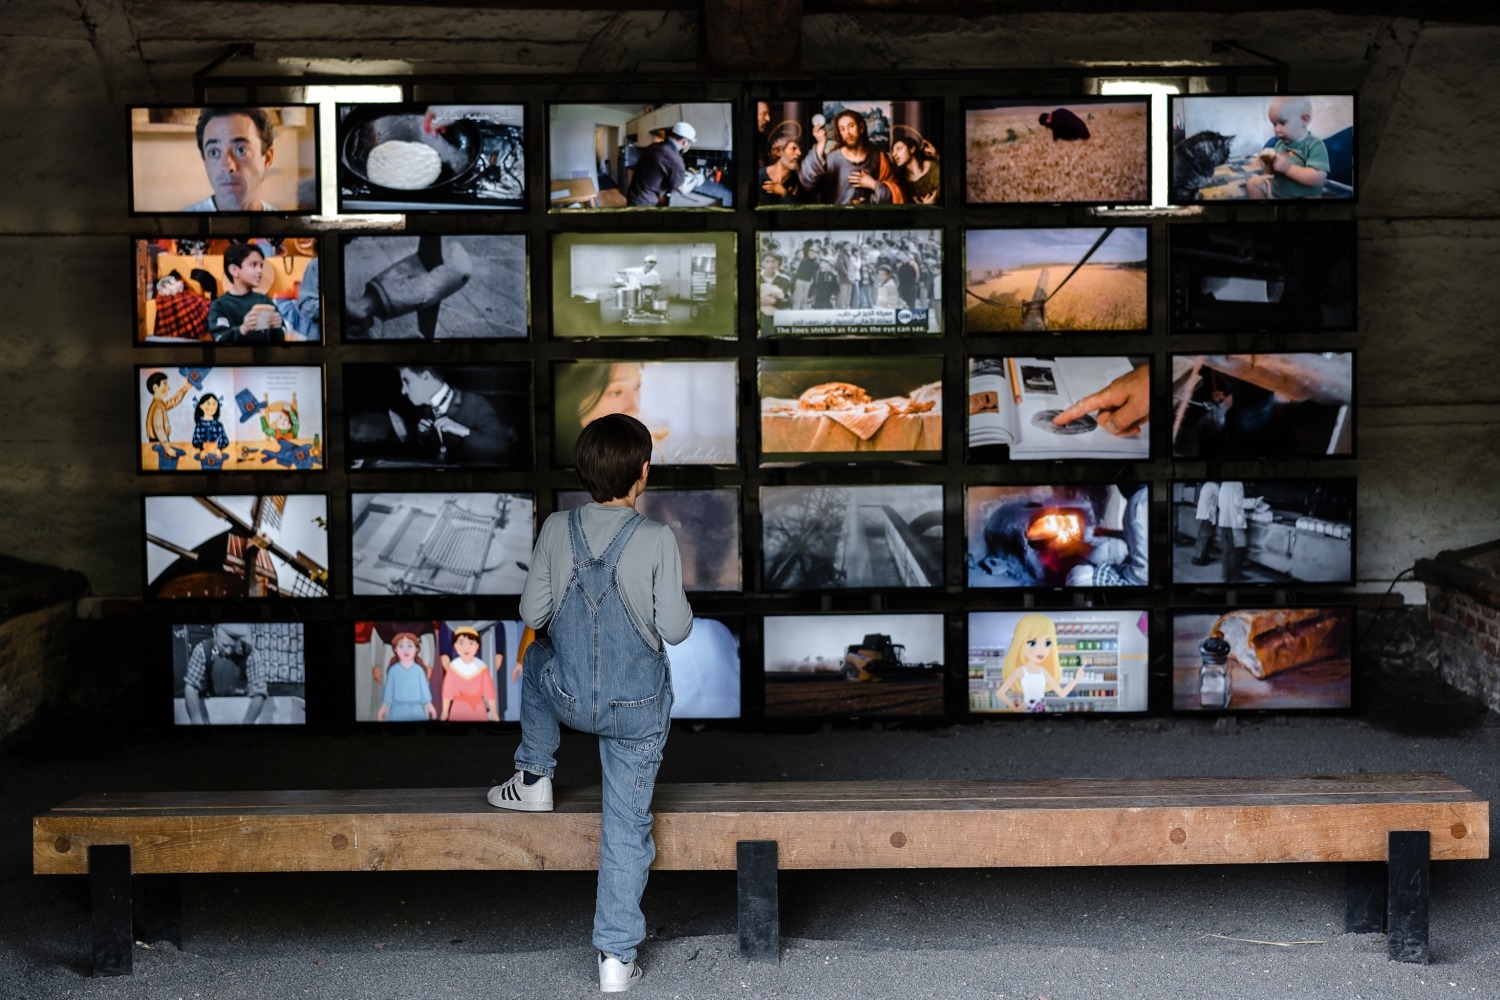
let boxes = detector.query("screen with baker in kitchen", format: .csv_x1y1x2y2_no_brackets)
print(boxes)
1169,480,1355,588
336,103,524,212
548,102,735,210
1171,607,1353,712
754,99,943,208
134,237,322,345
965,484,1150,589
551,232,736,340
129,105,321,215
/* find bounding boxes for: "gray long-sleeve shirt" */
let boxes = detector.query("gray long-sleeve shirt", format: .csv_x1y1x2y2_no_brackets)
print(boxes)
520,504,693,652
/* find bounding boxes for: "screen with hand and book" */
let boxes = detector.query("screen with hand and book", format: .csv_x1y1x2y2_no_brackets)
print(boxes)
967,356,1151,461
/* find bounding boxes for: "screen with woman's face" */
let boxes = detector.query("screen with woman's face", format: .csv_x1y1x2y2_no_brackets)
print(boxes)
551,360,738,467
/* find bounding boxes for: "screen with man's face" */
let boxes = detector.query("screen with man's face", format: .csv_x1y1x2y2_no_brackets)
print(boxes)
129,105,321,215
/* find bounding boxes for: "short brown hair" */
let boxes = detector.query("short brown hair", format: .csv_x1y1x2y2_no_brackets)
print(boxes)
576,413,652,503
195,107,275,155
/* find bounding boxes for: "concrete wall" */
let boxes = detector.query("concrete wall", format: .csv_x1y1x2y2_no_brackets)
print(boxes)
1,3,1497,605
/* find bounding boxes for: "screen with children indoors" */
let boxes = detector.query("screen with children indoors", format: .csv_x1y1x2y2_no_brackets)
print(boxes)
137,365,326,473
354,620,526,723
129,105,321,216
1171,607,1353,712
1168,94,1355,203
963,97,1150,206
170,621,309,726
968,609,1151,714
547,102,735,210
556,488,742,592
1169,479,1355,588
134,237,322,345
754,99,944,208
144,494,330,599
756,229,943,337
552,360,738,467
965,484,1150,590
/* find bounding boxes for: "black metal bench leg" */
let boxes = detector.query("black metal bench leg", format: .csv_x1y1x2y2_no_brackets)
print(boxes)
89,845,133,977
1387,831,1430,964
1344,861,1386,933
737,840,779,964
135,874,183,949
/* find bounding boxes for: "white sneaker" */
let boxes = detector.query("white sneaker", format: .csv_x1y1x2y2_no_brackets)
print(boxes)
486,772,553,812
599,952,644,993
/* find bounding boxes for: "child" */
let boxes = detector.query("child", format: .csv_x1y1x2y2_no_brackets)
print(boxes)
440,625,499,722
377,632,436,722
144,371,191,447
1246,96,1329,200
992,613,1080,711
490,413,692,994
191,393,230,455
206,243,285,344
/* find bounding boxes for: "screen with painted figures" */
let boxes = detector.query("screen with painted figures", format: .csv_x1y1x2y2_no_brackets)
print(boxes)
137,365,326,473
556,488,742,592
134,237,322,345
171,621,307,726
760,485,943,591
753,99,944,208
129,105,320,215
1170,352,1355,460
1169,480,1355,588
340,234,527,342
1168,94,1355,203
1171,607,1354,711
756,229,943,337
354,620,525,723
763,613,946,719
552,360,738,467
963,97,1150,206
144,495,330,599
968,610,1151,714
963,227,1149,334
343,363,533,472
350,492,534,597
548,102,735,209
336,103,525,212
965,484,1149,589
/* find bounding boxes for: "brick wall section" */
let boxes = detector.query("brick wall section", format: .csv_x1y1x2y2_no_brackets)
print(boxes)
1425,585,1500,713
0,604,76,740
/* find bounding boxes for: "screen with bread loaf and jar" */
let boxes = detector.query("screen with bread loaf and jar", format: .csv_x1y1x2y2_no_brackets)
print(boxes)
1171,607,1354,711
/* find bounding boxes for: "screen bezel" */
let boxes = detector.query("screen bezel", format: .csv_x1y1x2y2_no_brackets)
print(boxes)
1167,605,1356,713
759,483,947,593
164,618,322,729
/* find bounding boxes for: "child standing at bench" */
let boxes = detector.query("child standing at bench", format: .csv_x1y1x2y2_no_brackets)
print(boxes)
490,413,693,993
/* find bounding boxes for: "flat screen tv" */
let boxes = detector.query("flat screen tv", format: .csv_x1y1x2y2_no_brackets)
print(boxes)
1168,222,1357,333
134,237,322,345
144,495,330,599
756,228,943,337
129,105,320,215
760,484,943,590
964,227,1149,334
340,234,527,341
1168,94,1355,203
336,103,525,212
170,621,308,726
963,97,1150,206
965,483,1149,589
1171,607,1354,711
548,102,735,210
1170,352,1355,460
753,99,944,208
758,356,944,464
354,620,527,723
350,492,534,597
968,609,1151,714
551,232,736,339
762,613,946,718
136,365,326,473
343,363,533,472
665,616,742,719
1169,479,1355,587
556,488,742,592
967,356,1152,462
552,360,737,467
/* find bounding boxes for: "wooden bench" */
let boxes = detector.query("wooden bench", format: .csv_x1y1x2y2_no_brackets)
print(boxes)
33,772,1488,976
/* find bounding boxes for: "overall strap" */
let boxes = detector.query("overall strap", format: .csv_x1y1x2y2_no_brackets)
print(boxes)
597,511,646,569
566,506,592,566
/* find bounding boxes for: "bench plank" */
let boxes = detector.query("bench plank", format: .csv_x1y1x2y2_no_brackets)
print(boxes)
35,774,1487,876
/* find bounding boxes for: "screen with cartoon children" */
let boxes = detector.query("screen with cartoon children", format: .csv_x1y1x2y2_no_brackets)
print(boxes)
968,609,1151,714
137,365,326,473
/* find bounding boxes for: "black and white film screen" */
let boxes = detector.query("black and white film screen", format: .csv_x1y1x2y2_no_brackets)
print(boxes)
343,363,532,471
1170,480,1355,587
1169,223,1356,333
551,232,736,339
341,235,527,341
350,492,534,596
760,485,943,591
171,621,306,726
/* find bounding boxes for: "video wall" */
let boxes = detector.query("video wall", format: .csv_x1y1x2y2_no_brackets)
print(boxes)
131,90,1359,727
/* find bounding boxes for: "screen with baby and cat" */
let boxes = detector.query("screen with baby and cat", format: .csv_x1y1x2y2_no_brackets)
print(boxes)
1168,94,1356,204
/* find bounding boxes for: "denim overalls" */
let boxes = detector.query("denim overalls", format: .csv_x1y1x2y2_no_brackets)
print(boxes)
515,507,673,963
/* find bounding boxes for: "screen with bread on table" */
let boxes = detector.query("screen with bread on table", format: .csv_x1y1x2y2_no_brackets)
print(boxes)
758,356,943,464
1172,607,1354,711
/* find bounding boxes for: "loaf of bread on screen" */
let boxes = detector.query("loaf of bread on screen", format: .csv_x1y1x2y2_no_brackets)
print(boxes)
1210,608,1348,679
797,382,872,411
